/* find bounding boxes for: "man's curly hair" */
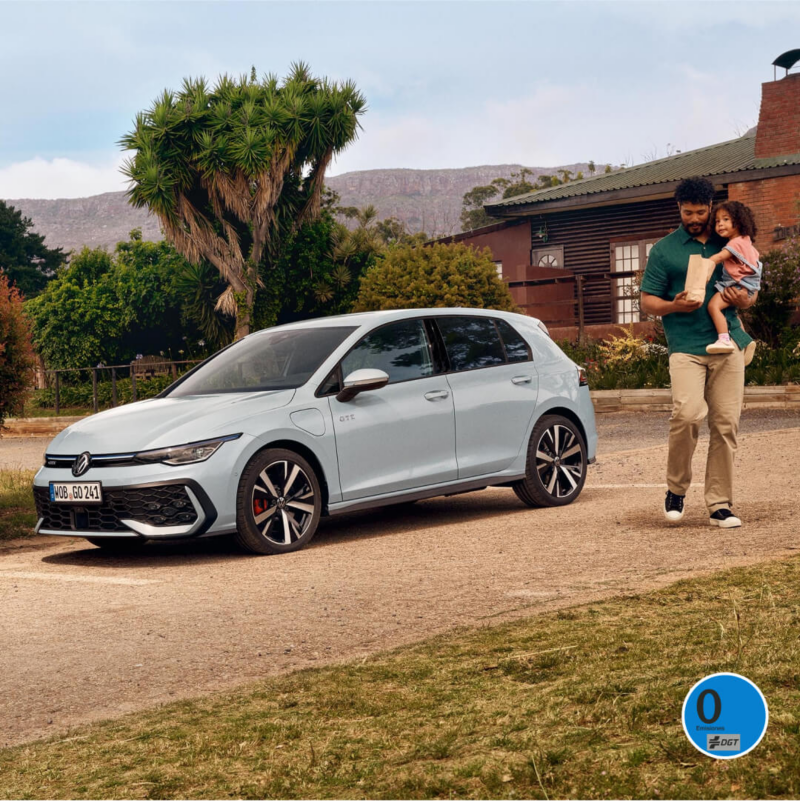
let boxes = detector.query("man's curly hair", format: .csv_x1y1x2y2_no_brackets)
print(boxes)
674,176,716,206
714,200,758,241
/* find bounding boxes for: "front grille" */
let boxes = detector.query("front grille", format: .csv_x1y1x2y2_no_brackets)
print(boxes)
34,484,199,532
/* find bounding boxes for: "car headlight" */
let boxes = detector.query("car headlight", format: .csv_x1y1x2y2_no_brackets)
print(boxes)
135,435,241,466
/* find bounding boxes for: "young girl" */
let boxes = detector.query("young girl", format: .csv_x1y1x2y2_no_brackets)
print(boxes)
704,201,762,354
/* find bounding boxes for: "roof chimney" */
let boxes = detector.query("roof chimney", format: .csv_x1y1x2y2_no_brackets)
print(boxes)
755,50,800,159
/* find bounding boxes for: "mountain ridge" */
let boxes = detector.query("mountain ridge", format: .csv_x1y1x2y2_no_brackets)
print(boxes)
5,162,597,253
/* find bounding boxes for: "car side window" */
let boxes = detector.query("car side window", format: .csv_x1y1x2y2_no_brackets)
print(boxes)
437,316,506,372
495,319,532,363
340,319,434,384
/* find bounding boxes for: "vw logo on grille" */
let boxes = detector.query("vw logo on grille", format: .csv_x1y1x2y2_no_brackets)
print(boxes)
72,452,92,477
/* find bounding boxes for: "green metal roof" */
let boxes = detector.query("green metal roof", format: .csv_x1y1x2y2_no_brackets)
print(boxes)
487,133,772,210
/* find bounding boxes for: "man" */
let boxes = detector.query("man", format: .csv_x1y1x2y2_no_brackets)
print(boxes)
640,177,757,529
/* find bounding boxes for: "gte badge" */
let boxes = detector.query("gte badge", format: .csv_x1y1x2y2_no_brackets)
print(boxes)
682,673,768,759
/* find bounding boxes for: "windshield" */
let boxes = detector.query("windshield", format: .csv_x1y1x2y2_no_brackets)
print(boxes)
166,326,357,396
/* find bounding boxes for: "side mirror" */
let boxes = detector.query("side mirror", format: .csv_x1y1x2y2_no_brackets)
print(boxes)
336,369,389,402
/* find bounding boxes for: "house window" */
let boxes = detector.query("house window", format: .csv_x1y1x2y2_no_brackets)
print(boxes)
531,246,565,269
494,261,503,277
611,239,658,324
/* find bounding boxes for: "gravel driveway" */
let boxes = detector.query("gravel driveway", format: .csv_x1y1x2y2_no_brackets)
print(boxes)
2,410,799,748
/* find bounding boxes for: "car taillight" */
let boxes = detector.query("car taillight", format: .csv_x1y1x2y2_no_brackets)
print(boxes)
578,366,589,387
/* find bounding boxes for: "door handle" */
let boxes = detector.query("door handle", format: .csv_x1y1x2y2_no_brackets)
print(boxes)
424,390,450,401
511,375,532,385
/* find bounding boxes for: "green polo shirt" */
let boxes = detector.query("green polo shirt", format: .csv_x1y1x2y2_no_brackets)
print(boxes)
639,226,753,355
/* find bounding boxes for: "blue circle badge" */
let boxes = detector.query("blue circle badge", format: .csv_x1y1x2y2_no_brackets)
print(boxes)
682,673,768,759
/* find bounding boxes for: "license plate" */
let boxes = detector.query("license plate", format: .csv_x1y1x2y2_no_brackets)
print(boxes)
49,482,103,504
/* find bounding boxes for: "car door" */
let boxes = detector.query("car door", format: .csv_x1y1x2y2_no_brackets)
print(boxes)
326,318,457,501
436,316,539,479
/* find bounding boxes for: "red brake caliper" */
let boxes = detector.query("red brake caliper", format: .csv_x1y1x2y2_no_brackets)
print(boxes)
254,498,267,515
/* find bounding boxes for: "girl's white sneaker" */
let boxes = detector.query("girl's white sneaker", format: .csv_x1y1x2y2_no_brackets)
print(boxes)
707,338,735,354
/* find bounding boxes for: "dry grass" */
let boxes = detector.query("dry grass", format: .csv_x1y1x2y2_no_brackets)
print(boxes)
0,468,36,540
1,557,799,799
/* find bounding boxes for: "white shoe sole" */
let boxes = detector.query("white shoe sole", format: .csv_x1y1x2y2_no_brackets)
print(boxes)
709,516,742,528
706,343,735,354
664,509,684,522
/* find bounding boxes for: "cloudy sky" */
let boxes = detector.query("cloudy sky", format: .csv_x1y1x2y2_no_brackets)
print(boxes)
1,0,798,198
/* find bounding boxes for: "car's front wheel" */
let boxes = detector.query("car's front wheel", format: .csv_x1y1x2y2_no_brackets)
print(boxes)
235,448,323,555
513,414,587,508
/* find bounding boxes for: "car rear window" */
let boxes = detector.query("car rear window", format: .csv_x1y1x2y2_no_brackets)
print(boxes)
496,319,532,363
437,316,506,372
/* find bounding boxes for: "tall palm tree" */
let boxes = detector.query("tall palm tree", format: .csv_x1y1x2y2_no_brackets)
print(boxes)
121,64,367,338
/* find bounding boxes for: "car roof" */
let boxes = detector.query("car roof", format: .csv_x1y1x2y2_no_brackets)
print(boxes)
252,308,540,336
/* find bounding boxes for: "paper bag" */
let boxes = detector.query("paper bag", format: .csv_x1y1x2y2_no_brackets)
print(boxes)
685,255,715,303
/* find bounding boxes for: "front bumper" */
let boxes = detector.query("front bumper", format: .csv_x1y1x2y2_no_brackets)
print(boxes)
33,479,217,539
32,435,252,539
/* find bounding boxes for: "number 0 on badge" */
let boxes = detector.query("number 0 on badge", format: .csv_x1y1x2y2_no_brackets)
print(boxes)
682,673,768,759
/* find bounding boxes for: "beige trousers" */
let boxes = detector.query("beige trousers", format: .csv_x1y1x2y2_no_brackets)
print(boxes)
667,346,745,513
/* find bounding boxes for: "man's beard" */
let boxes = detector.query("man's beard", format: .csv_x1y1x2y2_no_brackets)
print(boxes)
686,222,706,235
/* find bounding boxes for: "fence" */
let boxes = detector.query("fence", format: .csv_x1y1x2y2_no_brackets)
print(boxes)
506,270,642,341
37,360,203,415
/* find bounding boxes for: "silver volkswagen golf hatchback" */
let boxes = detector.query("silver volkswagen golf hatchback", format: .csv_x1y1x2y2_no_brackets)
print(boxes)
33,308,597,554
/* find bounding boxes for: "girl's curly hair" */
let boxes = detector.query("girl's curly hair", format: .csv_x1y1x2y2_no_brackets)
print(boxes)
714,200,758,241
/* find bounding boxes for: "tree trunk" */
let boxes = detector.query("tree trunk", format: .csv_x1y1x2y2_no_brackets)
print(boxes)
234,284,256,340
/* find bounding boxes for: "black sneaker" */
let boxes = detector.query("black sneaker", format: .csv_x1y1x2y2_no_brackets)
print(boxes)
709,509,742,528
664,490,685,522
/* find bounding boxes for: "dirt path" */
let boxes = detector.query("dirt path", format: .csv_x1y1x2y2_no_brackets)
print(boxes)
2,424,799,748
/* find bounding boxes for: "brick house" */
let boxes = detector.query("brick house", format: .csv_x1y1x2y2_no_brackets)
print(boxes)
435,52,800,338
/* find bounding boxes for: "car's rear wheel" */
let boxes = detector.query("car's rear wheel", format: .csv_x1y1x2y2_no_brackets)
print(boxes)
86,537,147,552
513,414,587,508
235,448,323,555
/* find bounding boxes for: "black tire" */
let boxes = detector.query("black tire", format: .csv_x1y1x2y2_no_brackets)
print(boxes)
513,414,588,508
235,448,323,555
86,537,147,552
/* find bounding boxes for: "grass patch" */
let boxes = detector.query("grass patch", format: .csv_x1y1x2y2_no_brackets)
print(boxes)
1,559,799,798
0,468,36,540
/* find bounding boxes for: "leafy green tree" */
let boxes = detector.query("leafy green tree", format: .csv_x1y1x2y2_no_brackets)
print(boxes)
588,160,596,175
25,234,201,369
354,242,518,312
121,64,366,340
604,164,613,174
0,271,36,428
460,170,537,232
460,184,501,231
0,200,66,298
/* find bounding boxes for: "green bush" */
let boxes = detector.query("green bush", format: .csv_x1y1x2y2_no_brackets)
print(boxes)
742,237,800,347
558,329,800,389
354,242,518,312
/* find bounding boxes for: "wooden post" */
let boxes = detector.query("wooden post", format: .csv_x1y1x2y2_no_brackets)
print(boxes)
576,275,586,344
54,371,60,416
131,367,137,402
111,367,118,408
92,369,98,413
171,362,178,380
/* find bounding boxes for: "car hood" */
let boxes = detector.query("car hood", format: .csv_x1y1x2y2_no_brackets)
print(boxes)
48,390,296,454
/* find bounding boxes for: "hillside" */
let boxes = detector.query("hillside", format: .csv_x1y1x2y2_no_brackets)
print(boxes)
5,162,595,252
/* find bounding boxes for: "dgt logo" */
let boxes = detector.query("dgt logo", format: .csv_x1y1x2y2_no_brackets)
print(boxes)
707,734,741,752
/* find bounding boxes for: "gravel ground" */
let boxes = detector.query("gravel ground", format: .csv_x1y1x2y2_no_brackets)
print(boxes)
1,415,799,748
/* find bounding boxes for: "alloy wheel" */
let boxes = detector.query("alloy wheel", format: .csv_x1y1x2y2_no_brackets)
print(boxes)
535,423,584,499
251,459,316,546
